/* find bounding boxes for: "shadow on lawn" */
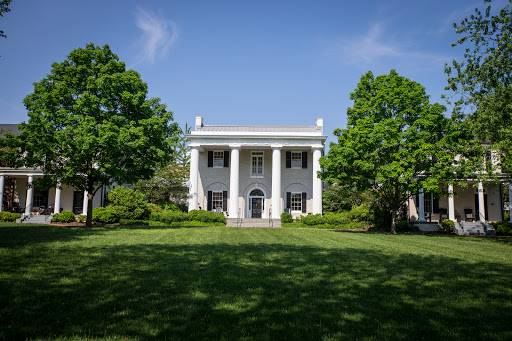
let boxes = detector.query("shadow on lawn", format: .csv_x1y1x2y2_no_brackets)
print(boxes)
1,231,512,340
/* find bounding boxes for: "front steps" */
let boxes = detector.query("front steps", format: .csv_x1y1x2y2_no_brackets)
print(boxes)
226,218,281,228
17,214,53,224
455,221,495,236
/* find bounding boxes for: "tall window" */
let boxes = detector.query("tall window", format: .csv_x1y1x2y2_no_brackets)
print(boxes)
251,152,264,177
33,189,48,207
291,193,302,211
291,152,302,168
424,194,432,214
212,192,223,210
213,151,224,167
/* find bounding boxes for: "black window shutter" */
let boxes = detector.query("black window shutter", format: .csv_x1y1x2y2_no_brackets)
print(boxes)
224,151,229,167
286,152,291,168
433,197,440,213
415,195,419,212
302,152,308,169
222,191,228,211
208,151,213,167
286,192,291,209
207,191,212,211
302,192,307,213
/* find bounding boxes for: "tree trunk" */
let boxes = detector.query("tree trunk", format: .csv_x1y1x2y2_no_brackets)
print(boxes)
390,186,399,235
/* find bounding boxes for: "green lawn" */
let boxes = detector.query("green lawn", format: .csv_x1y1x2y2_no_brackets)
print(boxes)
1,224,512,340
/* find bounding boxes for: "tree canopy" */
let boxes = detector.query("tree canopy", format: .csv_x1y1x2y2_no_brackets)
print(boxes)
8,43,179,226
320,70,459,232
0,0,11,39
445,0,512,178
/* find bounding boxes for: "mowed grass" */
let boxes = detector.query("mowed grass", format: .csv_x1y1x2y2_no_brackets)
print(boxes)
1,224,512,340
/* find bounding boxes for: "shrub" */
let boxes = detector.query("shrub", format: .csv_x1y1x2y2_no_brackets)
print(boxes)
92,207,120,224
150,210,189,224
440,219,455,232
0,211,21,222
52,210,75,223
76,214,87,223
492,221,512,235
281,212,292,223
394,220,418,233
163,202,188,212
107,187,149,220
349,204,373,222
301,214,324,226
150,209,226,225
323,212,350,226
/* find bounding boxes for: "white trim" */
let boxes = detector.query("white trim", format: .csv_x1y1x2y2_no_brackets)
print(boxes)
246,186,267,219
212,150,225,168
290,191,303,212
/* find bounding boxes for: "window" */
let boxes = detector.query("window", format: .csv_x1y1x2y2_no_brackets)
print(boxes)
286,151,307,169
291,193,302,211
213,151,224,167
207,190,227,212
33,189,48,207
212,192,223,210
286,191,307,213
251,152,264,177
424,194,432,214
208,151,229,168
291,152,302,168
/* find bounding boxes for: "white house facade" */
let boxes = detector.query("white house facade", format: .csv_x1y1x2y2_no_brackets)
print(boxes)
187,117,327,222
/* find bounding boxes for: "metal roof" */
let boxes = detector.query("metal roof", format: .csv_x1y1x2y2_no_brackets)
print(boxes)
0,124,21,135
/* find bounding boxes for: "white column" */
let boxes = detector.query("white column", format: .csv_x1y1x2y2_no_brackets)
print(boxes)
0,175,4,212
54,181,61,214
417,188,426,222
478,181,485,222
188,146,200,212
82,190,88,215
448,184,455,221
312,146,323,215
228,145,240,218
509,183,512,223
25,175,33,215
271,145,282,219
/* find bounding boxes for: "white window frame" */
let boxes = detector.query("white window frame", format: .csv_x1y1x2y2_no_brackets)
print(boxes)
251,151,264,178
291,151,302,169
291,192,302,212
213,151,224,168
212,191,224,211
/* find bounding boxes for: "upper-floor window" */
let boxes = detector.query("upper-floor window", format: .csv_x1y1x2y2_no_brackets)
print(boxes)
251,152,264,177
286,151,307,169
213,151,224,167
291,152,302,168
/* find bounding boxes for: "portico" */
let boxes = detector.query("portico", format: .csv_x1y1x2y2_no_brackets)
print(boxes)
187,117,327,220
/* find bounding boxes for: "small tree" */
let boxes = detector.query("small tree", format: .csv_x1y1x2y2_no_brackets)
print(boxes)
10,43,179,226
320,70,460,233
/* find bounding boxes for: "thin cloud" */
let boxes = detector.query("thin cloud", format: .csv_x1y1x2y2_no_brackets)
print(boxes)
334,23,450,70
134,7,178,64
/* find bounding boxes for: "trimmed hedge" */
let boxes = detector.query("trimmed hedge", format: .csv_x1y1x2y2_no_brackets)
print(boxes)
92,207,120,224
52,211,75,223
281,212,292,223
492,221,512,235
0,211,21,222
150,209,226,225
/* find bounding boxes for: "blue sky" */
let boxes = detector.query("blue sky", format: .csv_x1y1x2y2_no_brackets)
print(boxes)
0,0,504,144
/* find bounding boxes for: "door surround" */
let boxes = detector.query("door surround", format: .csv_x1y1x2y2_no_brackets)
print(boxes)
247,187,266,218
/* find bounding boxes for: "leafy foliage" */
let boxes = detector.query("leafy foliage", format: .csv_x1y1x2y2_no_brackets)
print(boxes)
440,219,455,232
492,221,512,235
0,211,20,222
3,43,179,226
51,211,75,223
107,187,149,220
92,207,120,224
280,212,292,223
445,0,512,179
150,209,226,225
320,70,459,232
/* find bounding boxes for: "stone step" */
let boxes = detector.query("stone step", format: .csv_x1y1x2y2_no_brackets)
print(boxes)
20,215,53,224
226,218,281,228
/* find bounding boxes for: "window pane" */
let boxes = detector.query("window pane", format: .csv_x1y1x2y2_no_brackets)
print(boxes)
212,192,223,210
213,151,224,167
291,193,302,211
251,152,263,175
291,152,302,168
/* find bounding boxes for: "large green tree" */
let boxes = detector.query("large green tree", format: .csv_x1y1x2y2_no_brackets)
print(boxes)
13,43,179,226
445,0,512,178
320,70,459,233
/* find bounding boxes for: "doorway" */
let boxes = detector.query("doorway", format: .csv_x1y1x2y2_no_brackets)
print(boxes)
248,188,265,218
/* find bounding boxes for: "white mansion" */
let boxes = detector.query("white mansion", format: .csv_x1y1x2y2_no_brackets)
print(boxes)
187,117,327,221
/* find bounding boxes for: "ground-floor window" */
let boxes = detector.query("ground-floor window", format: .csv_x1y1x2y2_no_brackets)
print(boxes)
207,190,227,212
286,192,307,213
33,189,48,208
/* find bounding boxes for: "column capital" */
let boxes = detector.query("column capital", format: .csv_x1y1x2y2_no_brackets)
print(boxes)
271,144,283,150
229,144,242,150
311,145,324,151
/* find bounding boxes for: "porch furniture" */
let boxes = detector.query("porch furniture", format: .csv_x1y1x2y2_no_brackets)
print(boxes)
455,210,462,222
439,208,448,221
38,206,46,215
464,209,475,222
424,212,432,222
